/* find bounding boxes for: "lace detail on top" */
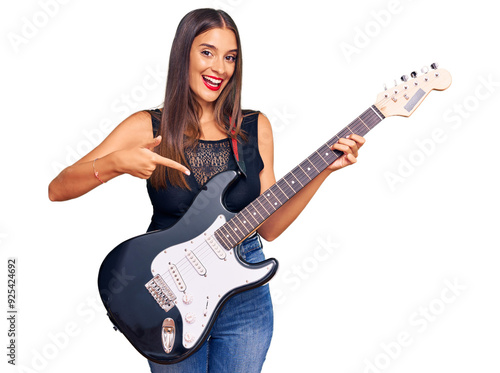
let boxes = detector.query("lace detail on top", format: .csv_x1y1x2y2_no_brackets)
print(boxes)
185,139,231,186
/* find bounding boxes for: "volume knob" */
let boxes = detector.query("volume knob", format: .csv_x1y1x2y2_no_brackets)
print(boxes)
185,312,196,324
182,293,193,305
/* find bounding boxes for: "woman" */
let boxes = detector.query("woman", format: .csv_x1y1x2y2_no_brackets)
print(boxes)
48,8,364,373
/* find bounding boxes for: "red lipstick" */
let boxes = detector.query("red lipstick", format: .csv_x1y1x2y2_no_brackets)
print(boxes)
202,75,223,91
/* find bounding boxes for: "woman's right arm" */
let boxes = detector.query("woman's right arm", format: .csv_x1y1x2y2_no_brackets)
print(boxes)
48,111,190,202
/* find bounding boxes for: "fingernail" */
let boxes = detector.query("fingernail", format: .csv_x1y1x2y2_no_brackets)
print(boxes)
185,170,191,176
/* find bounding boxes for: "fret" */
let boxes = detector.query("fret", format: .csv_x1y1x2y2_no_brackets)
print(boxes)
275,180,293,203
296,165,313,183
290,165,309,186
215,105,385,250
235,214,251,235
255,196,274,216
311,145,334,168
300,158,320,176
267,192,280,210
214,229,231,250
242,205,262,226
250,203,263,221
309,154,324,170
314,150,326,165
271,182,290,203
281,177,297,197
358,118,372,132
318,144,334,160
233,218,250,244
214,227,227,246
287,170,304,188
282,174,300,194
229,219,240,236
358,116,370,131
263,186,287,212
220,224,237,247
261,191,277,212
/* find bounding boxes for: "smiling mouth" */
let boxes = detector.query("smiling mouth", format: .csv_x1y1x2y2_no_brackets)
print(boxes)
202,75,223,91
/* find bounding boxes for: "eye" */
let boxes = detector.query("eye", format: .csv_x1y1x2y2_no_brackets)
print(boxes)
201,50,212,57
226,55,237,62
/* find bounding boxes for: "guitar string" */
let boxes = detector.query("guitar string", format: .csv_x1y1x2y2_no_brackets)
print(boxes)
186,99,389,281
157,238,226,291
174,243,218,285
217,105,386,246
152,99,392,294
161,244,230,297
156,240,208,289
162,108,385,288
160,239,209,277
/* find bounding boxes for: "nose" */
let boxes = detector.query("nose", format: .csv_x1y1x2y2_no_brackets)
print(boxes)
211,56,225,76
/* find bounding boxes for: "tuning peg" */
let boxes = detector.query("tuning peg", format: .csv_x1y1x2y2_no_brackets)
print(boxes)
430,62,439,70
410,71,417,78
421,66,429,74
401,75,409,82
383,83,388,91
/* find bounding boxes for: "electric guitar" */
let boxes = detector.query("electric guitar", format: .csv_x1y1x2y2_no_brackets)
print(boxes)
98,64,451,364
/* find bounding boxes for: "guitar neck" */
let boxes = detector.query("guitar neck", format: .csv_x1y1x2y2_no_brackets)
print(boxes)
214,105,385,249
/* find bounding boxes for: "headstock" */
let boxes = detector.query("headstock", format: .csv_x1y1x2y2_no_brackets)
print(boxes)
375,63,452,118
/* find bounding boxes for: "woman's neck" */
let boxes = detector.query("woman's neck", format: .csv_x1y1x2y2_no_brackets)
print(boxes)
198,104,227,141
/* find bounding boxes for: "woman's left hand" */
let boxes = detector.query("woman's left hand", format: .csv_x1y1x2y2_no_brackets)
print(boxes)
326,134,366,172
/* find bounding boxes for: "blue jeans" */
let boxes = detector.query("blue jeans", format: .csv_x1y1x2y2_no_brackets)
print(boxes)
148,234,274,372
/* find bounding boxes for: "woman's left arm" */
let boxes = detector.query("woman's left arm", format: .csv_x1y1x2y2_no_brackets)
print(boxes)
256,113,365,242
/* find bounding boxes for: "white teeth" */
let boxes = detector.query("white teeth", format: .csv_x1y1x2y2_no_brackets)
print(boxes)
203,76,222,85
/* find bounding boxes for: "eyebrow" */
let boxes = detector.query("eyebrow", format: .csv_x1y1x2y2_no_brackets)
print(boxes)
199,43,238,53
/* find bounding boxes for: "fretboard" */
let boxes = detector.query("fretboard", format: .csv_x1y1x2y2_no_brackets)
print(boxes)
214,105,385,249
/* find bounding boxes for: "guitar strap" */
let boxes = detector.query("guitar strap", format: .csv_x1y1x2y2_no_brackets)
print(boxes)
230,117,247,177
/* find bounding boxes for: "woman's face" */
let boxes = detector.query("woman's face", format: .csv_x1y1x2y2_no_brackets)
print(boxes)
189,27,238,108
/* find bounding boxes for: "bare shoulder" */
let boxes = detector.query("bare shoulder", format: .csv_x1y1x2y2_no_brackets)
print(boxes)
257,112,271,129
257,112,274,169
102,110,156,148
111,110,155,141
257,112,273,147
256,112,276,193
74,110,155,164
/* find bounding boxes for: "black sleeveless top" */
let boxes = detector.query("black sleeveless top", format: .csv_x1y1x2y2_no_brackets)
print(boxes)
146,109,264,232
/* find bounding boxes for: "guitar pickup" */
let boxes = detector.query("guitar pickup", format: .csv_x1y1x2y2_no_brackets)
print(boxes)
206,235,226,260
169,263,186,292
186,250,207,276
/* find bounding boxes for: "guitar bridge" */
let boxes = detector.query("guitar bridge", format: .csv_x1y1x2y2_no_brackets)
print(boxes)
145,274,177,312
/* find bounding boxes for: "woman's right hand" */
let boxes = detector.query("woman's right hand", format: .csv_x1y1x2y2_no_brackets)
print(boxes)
116,135,190,179
49,111,185,201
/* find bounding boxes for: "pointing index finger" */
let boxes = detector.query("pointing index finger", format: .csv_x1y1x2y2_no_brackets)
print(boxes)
152,153,191,175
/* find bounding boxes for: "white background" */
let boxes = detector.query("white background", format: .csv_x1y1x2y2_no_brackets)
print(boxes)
1,0,499,372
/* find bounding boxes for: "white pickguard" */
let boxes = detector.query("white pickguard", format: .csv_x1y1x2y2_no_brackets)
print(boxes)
149,215,272,350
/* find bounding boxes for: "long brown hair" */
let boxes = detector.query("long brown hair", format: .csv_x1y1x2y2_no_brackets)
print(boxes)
149,8,244,190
